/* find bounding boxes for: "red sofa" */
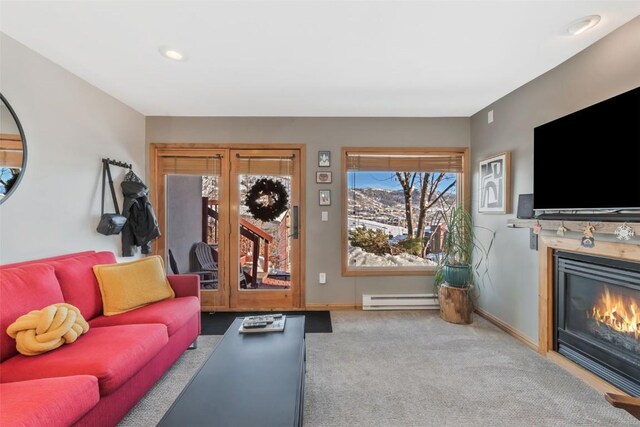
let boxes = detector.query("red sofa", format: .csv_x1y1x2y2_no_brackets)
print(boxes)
0,251,201,427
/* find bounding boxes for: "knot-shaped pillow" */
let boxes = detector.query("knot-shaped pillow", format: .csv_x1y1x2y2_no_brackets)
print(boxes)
6,303,89,356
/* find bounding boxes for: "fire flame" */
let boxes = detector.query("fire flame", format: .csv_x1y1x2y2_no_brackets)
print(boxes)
591,286,640,340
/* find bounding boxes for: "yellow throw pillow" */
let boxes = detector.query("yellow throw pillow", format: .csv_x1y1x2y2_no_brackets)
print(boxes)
6,303,89,356
93,256,175,316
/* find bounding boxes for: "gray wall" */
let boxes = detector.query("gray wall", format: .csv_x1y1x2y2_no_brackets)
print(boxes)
470,17,640,343
167,175,203,273
0,34,145,263
146,117,470,305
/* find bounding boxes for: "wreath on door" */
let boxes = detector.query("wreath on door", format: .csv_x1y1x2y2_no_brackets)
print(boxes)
245,178,289,222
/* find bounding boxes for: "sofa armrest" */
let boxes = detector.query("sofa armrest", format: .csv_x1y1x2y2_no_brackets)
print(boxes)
167,275,201,300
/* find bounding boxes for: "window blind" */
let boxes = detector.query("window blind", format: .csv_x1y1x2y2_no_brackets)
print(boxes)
346,152,463,173
236,155,294,176
160,156,222,176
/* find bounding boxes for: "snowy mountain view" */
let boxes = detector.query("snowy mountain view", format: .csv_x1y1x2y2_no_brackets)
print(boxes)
346,171,457,268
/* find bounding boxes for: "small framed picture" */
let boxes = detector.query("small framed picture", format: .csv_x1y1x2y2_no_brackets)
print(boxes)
316,171,332,184
319,190,331,206
318,151,331,167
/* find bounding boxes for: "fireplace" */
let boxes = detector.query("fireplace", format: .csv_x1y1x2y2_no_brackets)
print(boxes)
554,251,640,396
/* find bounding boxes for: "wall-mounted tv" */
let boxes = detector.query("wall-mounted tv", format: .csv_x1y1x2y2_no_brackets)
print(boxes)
533,86,640,212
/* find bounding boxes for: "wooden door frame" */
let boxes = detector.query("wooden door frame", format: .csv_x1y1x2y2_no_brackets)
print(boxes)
229,148,302,310
149,143,306,311
149,145,230,309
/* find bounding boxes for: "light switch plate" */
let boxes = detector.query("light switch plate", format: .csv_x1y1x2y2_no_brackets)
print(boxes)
321,211,328,221
530,228,538,251
319,273,327,284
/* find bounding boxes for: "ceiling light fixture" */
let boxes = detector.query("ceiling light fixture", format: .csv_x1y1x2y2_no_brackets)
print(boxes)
567,15,601,36
159,46,185,61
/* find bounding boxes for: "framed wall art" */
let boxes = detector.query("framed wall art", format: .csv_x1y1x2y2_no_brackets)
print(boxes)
319,190,331,206
318,151,331,167
478,151,511,214
316,171,332,184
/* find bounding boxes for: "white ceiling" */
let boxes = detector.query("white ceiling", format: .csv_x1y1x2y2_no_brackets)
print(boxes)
1,1,639,117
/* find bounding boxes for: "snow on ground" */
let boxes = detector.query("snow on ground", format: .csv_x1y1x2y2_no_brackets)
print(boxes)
348,218,407,237
348,246,436,267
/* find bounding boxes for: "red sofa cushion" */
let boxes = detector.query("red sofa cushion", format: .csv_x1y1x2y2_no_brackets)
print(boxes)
0,324,168,396
0,375,99,427
89,296,199,336
0,264,65,362
50,251,117,320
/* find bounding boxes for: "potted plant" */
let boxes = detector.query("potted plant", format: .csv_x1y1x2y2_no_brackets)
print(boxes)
434,206,493,324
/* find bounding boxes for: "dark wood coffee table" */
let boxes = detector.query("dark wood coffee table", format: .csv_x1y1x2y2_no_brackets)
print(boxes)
158,316,305,427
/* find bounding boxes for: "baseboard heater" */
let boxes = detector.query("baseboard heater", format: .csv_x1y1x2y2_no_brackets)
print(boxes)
362,294,439,310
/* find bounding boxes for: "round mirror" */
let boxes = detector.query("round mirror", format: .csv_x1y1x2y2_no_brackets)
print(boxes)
0,93,27,204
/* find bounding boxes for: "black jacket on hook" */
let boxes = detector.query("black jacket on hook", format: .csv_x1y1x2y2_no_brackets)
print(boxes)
121,172,160,256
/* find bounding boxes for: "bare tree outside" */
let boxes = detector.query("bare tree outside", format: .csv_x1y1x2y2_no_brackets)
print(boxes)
395,172,456,248
347,170,457,267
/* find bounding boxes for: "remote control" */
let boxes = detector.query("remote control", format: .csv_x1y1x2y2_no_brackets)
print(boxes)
246,315,275,324
243,322,267,328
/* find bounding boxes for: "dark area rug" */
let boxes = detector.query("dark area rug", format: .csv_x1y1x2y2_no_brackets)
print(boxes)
201,311,332,335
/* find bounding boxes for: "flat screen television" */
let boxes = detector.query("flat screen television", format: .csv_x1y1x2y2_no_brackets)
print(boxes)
533,86,640,212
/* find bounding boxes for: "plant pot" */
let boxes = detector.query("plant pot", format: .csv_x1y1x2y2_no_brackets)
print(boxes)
443,263,470,287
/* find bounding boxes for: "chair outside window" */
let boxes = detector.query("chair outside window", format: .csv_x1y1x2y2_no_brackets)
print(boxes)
168,248,218,289
192,242,221,290
193,241,251,289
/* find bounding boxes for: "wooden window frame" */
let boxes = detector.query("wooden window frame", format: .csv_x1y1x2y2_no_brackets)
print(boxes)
341,146,470,277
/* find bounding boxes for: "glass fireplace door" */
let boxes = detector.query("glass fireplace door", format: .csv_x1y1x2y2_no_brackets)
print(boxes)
555,252,640,396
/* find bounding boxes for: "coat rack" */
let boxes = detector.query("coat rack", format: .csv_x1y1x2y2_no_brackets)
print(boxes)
102,158,132,170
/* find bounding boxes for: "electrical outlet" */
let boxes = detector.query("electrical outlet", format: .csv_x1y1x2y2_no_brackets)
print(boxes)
319,273,327,284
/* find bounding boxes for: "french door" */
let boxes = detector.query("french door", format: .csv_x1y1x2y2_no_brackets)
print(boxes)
150,144,304,311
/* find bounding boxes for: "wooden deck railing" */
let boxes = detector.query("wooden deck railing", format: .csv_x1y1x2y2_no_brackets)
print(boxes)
203,198,272,287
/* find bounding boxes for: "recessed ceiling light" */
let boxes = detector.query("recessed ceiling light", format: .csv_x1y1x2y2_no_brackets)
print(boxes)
567,15,601,36
159,46,185,61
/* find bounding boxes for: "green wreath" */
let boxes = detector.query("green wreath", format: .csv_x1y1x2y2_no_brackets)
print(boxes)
245,178,289,222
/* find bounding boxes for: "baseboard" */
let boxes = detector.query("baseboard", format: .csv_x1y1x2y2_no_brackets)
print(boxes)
305,303,362,311
475,307,538,352
546,351,628,396
202,304,361,312
475,311,630,397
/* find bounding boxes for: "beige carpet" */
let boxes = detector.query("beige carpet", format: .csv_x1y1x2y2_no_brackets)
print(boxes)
120,311,637,426
118,335,221,426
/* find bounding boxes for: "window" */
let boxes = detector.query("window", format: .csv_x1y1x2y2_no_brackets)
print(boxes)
342,147,469,276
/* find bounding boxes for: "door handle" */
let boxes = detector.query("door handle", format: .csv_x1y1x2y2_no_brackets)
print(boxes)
292,206,299,239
